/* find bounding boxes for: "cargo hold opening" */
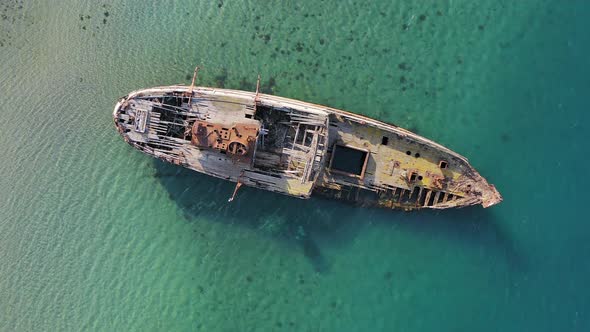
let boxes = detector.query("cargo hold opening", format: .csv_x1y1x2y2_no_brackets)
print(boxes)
329,144,369,179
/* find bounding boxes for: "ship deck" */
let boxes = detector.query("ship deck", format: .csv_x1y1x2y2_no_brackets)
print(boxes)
113,85,501,209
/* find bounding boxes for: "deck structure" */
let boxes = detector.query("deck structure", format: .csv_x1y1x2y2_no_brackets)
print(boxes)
113,80,502,210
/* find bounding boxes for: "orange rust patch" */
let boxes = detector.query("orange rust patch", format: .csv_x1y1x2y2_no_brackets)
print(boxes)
191,120,259,164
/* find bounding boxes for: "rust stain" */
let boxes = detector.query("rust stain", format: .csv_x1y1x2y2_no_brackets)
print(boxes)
191,120,259,165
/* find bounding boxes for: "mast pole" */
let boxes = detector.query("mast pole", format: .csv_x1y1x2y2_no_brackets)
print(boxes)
254,74,261,112
188,66,199,106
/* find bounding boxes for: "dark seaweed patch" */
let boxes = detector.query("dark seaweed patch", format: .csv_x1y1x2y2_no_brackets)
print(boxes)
398,62,411,71
295,42,304,52
261,33,270,43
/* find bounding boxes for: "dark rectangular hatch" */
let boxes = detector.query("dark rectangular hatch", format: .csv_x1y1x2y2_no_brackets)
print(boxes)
329,144,369,178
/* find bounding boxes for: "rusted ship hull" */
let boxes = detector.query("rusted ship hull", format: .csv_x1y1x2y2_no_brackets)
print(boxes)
113,84,501,210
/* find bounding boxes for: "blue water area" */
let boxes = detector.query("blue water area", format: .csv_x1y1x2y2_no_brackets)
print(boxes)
0,0,588,331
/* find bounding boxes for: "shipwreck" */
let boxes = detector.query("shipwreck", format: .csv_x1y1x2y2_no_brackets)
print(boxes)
113,68,502,210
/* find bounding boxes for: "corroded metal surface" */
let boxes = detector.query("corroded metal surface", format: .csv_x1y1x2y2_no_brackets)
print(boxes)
191,120,259,165
113,83,501,210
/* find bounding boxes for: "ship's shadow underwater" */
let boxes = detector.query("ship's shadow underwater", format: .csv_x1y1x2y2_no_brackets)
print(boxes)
152,160,524,273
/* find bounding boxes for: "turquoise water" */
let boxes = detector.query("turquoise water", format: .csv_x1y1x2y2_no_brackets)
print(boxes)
1,1,588,331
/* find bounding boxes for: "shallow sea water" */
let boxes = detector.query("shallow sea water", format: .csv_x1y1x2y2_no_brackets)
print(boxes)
1,1,589,331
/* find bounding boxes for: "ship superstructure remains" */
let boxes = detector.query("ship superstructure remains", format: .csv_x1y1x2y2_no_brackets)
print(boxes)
113,73,501,210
